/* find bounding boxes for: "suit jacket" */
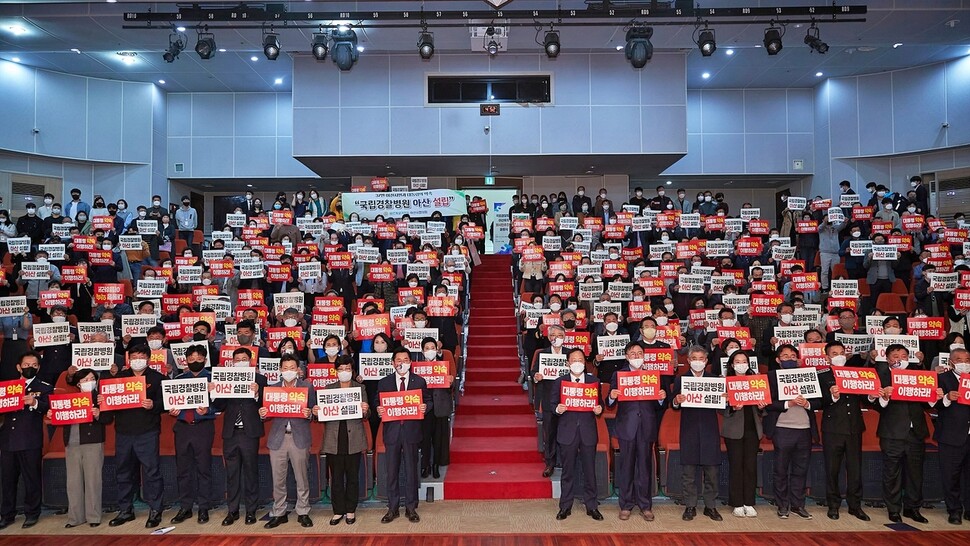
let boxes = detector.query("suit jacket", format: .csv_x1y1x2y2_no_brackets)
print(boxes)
211,371,267,439
553,373,601,446
764,369,822,441
265,378,314,450
873,362,929,440
818,368,866,436
532,347,568,412
671,372,722,466
322,380,368,455
0,377,53,451
378,372,432,445
934,371,970,447
606,364,665,443
720,372,764,440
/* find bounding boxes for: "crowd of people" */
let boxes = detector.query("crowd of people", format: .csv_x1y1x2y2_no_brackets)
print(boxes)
512,178,970,524
0,187,479,529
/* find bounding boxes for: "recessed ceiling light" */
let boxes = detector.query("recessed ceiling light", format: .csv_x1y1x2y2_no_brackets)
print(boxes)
725,49,734,55
702,72,710,79
70,48,81,54
815,71,824,77
274,77,283,85
356,45,365,52
615,45,623,51
665,180,673,185
893,43,903,49
250,55,258,62
218,48,226,53
246,184,253,187
176,26,186,32
117,51,137,65
11,57,20,63
158,79,166,84
7,25,27,36
106,0,117,3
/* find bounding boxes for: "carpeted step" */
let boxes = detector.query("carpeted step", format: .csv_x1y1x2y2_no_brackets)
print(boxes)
464,368,520,382
449,436,543,464
462,380,525,395
443,463,550,500
451,413,537,438
459,394,532,415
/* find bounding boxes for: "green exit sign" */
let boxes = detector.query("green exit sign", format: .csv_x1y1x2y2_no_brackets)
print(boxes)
484,176,495,185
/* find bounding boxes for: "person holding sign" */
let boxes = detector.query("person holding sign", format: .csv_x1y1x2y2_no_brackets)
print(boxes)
722,350,767,518
15,248,60,314
817,341,871,521
209,347,266,527
51,368,106,528
322,355,369,526
765,345,821,520
101,344,166,529
606,342,665,521
416,337,454,480
0,351,52,529
863,233,896,315
532,325,569,478
931,348,970,524
552,348,604,521
257,354,317,529
871,344,940,524
670,346,724,522
376,347,431,524
168,345,215,525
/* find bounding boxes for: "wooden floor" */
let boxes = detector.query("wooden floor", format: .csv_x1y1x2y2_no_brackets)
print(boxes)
4,532,970,546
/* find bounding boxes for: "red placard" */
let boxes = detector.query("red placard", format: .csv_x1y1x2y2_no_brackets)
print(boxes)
315,296,343,310
161,293,193,315
269,210,294,226
415,250,440,267
832,367,881,396
368,264,395,283
704,216,725,232
427,296,458,317
779,259,806,276
906,317,946,340
266,327,305,351
209,259,235,278
548,281,576,298
93,283,125,305
799,343,828,368
583,217,603,231
641,348,676,375
676,241,701,260
262,386,309,418
736,237,763,256
369,177,389,191
656,212,679,229
795,221,819,234
890,369,937,403
928,218,946,231
72,235,97,252
958,376,970,406
469,199,488,214
602,260,627,278
412,362,450,389
826,296,858,312
398,287,425,305
99,376,146,411
615,371,664,400
352,313,391,340
689,309,707,330
61,265,88,284
39,289,71,309
149,349,168,374
266,264,291,283
791,272,820,291
748,219,770,235
237,289,264,309
603,224,626,240
871,221,894,235
888,235,913,252
375,224,397,240
901,215,925,232
621,247,643,261
639,278,666,297
0,380,25,413
350,185,367,193
307,364,338,389
956,290,970,312
521,246,544,262
462,225,484,241
49,392,94,425
750,294,784,317
851,206,874,221
174,256,198,268
628,302,651,321
92,216,114,232
88,250,113,266
726,374,771,406
659,262,680,279
563,331,591,355
811,199,833,211
379,389,423,421
559,382,599,411
328,252,354,269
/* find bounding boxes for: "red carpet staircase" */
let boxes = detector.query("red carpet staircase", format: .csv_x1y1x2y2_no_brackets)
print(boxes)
444,254,552,500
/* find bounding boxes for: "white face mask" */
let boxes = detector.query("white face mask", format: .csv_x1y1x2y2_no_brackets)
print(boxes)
704,196,712,202
423,349,437,361
148,339,163,350
722,318,736,327
325,347,339,357
103,244,113,250
281,370,299,382
884,327,901,335
79,380,97,392
337,370,353,382
890,360,908,370
780,313,793,324
689,360,706,372
726,347,739,357
655,316,668,326
567,304,578,311
633,295,644,302
664,303,674,312
830,355,847,367
409,281,418,287
414,320,427,328
396,362,410,375
628,358,644,370
602,203,610,210
954,363,970,375
569,362,586,375
201,278,212,286
284,318,298,327
604,322,618,332
549,302,562,312
52,315,66,323
733,363,749,375
552,337,564,347
950,343,965,351
129,359,148,372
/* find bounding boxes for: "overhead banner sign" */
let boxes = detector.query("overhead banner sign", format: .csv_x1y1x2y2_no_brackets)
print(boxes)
341,189,466,219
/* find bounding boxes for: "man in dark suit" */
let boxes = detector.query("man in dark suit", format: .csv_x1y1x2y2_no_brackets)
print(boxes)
870,344,941,524
818,341,871,521
377,347,432,524
553,348,603,521
606,342,665,521
0,351,52,529
934,347,970,524
910,176,929,216
670,346,724,522
210,347,266,526
168,345,216,525
532,325,568,477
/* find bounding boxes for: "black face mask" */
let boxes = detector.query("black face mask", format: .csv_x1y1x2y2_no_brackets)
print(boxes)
562,319,577,329
193,332,208,342
21,367,37,380
187,360,206,373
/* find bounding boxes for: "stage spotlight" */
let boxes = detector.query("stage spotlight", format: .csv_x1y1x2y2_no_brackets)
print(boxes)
331,27,359,71
311,32,329,60
195,31,216,59
543,29,560,58
804,24,829,54
763,26,783,55
697,28,716,57
484,26,498,56
417,30,434,60
263,32,280,60
625,25,653,68
162,32,184,63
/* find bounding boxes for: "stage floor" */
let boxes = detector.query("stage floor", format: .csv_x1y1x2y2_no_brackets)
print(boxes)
2,499,970,543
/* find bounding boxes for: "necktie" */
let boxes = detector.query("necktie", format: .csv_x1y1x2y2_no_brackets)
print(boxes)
185,409,195,424
574,378,581,383
234,407,243,428
400,377,406,391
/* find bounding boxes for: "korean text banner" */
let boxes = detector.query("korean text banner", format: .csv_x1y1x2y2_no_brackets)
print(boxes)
341,189,467,219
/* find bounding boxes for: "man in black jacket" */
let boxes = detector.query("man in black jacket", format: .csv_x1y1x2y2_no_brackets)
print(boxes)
934,347,970,524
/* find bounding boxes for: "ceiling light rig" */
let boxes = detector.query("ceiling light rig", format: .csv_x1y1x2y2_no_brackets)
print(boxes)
417,23,435,60
695,24,716,57
804,21,829,54
311,28,329,60
542,27,561,58
195,27,216,59
262,29,281,60
625,23,653,68
763,23,784,55
484,25,499,56
162,29,185,63
331,26,359,70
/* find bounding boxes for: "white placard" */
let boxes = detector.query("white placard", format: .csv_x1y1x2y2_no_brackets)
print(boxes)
787,197,807,211
679,376,727,409
679,213,700,229
21,262,50,280
38,244,65,261
178,265,202,285
387,249,408,265
872,334,920,362
240,261,264,280
359,352,394,381
309,324,346,349
677,274,705,294
119,235,143,251
596,334,630,360
272,292,305,315
71,343,116,371
538,353,568,379
121,315,158,338
774,368,821,400
7,237,30,255
0,296,26,317
402,327,439,352
32,322,70,347
210,367,256,399
316,387,364,422
872,245,898,261
162,377,210,411
258,357,281,384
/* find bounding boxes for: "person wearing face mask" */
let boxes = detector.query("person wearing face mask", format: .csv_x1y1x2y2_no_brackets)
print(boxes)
270,213,301,246
89,197,108,221
17,203,44,246
306,191,326,219
257,354,318,529
592,312,628,383
322,355,368,526
14,250,60,315
174,196,198,251
761,303,796,362
0,352,53,530
764,345,821,520
721,350,767,518
416,338,454,479
870,344,939,524
908,176,930,217
606,342,666,522
87,238,123,284
64,189,90,224
41,201,65,239
571,186,592,215
874,197,902,230
697,192,717,216
532,325,568,477
167,345,215,526
312,335,344,365
671,346,724,522
816,341,871,521
933,347,970,524
376,348,431,524
863,235,896,315
101,344,166,529
648,185,673,213
553,348,604,521
36,193,55,220
628,186,649,212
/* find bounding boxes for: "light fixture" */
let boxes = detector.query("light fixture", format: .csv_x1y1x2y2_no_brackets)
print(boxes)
893,43,903,49
176,26,186,32
356,45,365,52
311,32,329,60
162,32,185,63
331,27,359,71
702,72,710,79
615,45,624,51
484,26,498,56
804,23,828,54
117,51,137,65
250,55,258,62
726,48,735,55
274,77,283,85
543,29,561,58
763,25,784,55
665,180,673,185
7,25,27,36
815,71,824,77
417,29,435,60
11,57,20,63
158,79,165,84
195,30,216,59
218,48,226,53
696,27,716,57
625,25,654,68
70,48,81,54
262,32,280,60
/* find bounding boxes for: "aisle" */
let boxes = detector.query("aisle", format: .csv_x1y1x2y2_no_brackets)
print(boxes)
443,254,552,500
